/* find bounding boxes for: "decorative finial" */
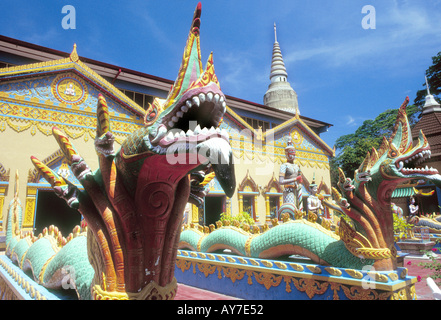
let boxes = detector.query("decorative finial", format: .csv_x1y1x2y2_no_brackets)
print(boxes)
423,75,441,113
70,43,79,62
274,23,277,43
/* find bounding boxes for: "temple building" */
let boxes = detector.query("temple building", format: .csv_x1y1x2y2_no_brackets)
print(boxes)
0,29,334,233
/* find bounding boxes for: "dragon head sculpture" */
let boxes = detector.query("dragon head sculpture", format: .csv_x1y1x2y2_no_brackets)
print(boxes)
360,97,440,196
334,97,441,270
117,2,234,207
30,3,235,299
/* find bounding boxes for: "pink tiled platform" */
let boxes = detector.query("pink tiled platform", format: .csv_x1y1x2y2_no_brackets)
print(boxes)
175,283,240,300
404,255,440,300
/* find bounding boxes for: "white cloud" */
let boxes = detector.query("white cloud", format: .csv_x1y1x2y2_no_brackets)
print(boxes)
346,115,356,126
282,2,441,69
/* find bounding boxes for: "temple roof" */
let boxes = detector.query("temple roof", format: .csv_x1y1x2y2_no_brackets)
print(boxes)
264,112,335,157
0,43,146,118
412,111,441,155
412,79,441,156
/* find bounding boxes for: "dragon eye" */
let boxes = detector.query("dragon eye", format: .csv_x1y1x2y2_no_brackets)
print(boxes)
388,145,399,158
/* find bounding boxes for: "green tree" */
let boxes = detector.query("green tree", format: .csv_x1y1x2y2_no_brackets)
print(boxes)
331,105,419,188
414,51,441,109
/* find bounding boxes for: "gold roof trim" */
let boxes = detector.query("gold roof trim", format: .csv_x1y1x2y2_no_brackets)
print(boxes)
264,114,335,157
0,44,146,118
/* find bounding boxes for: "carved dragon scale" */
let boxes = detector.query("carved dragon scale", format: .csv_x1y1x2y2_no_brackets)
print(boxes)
7,3,236,299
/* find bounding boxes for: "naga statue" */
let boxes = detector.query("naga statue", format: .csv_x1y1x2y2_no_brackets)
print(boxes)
4,3,235,300
179,97,441,272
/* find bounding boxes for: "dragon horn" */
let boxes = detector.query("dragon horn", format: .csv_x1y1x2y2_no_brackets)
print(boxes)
377,136,390,159
370,147,379,165
400,96,410,110
30,156,67,187
332,187,343,202
389,96,412,153
96,94,110,137
338,167,346,184
162,2,203,110
359,150,371,172
52,127,79,165
416,129,429,149
204,52,220,88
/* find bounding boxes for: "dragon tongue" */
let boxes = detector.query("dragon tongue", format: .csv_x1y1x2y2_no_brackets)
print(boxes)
195,137,236,197
211,152,236,198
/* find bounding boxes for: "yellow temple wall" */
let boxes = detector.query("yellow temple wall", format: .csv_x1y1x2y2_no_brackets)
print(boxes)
228,150,332,225
0,120,103,229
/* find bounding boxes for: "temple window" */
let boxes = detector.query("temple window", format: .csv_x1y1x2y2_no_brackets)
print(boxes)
119,88,154,110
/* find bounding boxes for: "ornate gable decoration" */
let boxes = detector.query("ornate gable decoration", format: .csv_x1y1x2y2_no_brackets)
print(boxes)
0,44,145,118
264,175,283,194
51,73,88,105
238,170,259,193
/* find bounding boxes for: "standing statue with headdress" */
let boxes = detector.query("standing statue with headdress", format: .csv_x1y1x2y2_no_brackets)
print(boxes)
279,139,303,210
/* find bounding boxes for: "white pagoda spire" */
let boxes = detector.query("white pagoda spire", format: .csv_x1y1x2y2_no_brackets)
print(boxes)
264,23,299,114
269,23,289,84
423,76,441,114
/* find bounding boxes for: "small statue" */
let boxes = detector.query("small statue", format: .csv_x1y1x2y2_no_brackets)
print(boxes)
307,182,324,218
279,139,302,206
408,196,419,219
64,81,76,96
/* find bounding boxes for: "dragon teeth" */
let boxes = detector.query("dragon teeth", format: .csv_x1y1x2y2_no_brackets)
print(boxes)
166,132,174,140
170,92,227,128
192,96,200,107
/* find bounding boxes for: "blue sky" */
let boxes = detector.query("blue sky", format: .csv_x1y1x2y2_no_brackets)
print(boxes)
1,0,441,150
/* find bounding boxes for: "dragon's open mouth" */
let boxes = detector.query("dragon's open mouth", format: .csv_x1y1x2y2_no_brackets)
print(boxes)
396,147,438,176
148,88,235,200
165,87,226,132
